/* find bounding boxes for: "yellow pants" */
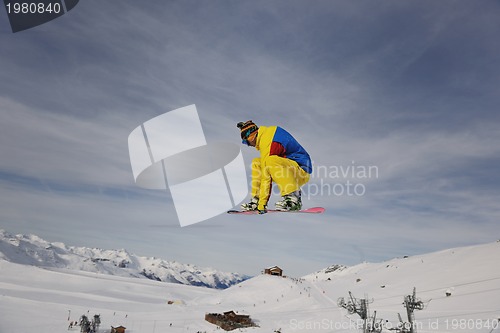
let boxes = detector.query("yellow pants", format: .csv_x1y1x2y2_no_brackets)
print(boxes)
251,156,310,208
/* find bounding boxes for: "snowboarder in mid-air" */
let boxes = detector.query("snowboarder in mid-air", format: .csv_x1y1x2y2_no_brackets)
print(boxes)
237,120,312,213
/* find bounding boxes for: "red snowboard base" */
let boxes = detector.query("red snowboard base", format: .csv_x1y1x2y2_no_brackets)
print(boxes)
227,207,325,215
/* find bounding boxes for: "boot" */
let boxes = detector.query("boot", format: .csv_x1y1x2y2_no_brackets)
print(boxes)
241,196,259,211
275,191,302,211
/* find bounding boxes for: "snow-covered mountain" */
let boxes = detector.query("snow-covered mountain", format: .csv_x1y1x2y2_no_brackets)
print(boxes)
0,229,249,289
1,230,500,332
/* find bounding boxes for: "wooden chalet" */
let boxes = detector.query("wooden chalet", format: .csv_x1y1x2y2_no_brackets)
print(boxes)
111,326,126,333
264,266,283,276
205,311,256,331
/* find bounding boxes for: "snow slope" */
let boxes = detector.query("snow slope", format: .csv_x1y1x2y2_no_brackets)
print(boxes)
1,234,500,332
0,229,248,289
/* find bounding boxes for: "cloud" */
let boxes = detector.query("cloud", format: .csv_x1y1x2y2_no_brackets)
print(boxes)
0,97,134,187
1,1,500,276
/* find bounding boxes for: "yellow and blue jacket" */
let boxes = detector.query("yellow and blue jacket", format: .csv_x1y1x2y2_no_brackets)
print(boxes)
254,126,312,209
255,125,312,174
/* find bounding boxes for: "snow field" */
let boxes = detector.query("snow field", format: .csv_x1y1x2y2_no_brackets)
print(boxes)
1,241,500,332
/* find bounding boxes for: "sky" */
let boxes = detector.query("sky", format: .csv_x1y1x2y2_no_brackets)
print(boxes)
1,0,500,277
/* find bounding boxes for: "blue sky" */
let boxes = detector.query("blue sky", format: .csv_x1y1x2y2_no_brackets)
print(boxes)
1,0,500,277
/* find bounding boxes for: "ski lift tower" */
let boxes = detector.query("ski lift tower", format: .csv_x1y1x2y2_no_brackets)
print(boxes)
403,287,425,333
338,291,382,333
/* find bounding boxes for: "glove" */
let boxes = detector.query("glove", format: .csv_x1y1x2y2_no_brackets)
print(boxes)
257,203,267,214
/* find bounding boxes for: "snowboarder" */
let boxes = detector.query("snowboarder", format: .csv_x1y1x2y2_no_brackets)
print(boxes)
237,120,312,213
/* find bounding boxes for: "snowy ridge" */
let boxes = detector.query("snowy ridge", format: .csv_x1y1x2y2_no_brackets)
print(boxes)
1,232,500,332
0,229,249,289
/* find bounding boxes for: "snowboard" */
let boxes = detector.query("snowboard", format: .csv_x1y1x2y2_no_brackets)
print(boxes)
227,207,325,215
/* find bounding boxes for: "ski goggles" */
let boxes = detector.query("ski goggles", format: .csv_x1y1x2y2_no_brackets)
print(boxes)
241,129,255,146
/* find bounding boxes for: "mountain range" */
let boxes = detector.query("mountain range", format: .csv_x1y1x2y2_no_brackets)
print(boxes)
1,229,500,332
0,229,249,289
